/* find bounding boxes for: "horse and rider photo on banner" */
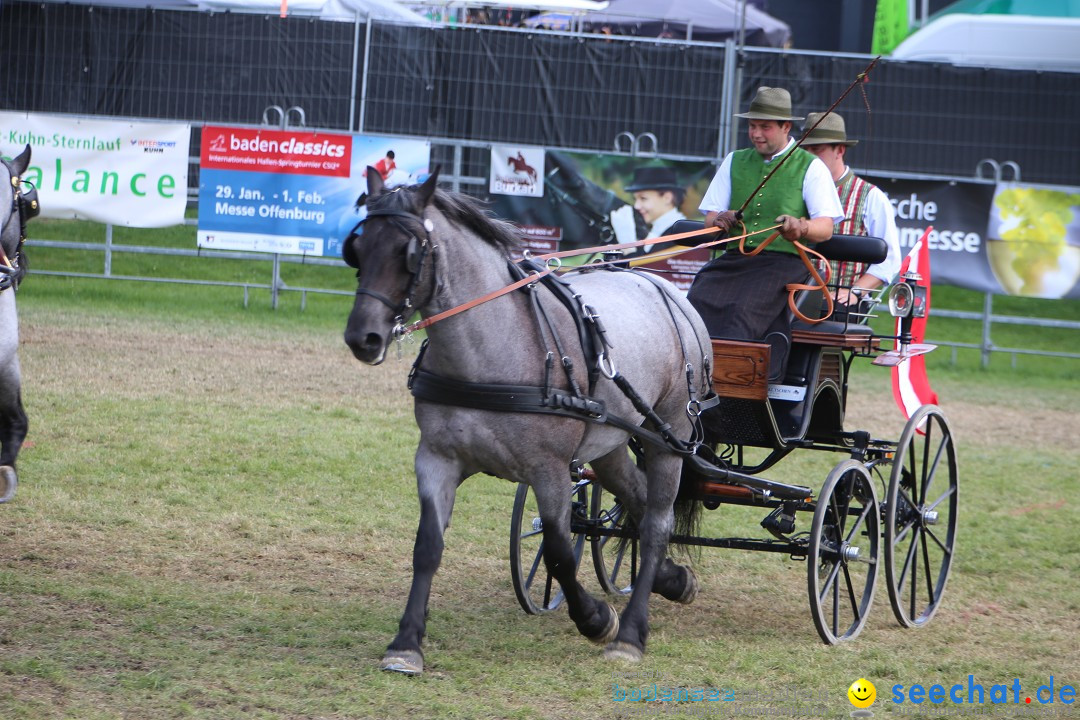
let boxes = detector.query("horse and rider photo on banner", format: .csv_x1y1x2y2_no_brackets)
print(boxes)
488,150,715,290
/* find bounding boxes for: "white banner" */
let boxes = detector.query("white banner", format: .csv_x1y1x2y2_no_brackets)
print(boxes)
490,145,545,198
0,112,191,228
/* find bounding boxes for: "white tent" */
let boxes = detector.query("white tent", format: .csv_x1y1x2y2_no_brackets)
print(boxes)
34,0,432,23
891,13,1080,72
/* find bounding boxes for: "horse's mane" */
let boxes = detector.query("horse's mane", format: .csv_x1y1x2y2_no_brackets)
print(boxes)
370,184,523,255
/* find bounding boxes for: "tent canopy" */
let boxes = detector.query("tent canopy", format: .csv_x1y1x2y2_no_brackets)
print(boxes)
568,0,791,46
33,0,432,23
891,13,1080,71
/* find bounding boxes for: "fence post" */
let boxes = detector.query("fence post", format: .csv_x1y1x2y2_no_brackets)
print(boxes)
718,39,737,160
452,144,463,193
104,223,113,277
271,253,282,309
981,291,993,367
357,18,373,134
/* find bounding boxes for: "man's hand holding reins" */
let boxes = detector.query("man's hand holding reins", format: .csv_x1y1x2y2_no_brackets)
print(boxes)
705,210,739,232
775,214,835,243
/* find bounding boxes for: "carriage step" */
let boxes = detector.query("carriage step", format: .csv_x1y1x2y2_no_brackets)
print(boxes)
684,453,812,501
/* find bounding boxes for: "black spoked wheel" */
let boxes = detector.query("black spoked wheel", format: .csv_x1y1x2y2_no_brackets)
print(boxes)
808,459,880,645
885,404,958,628
589,483,638,596
510,481,588,615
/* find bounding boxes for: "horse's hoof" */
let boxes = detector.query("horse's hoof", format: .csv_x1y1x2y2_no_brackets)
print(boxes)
0,466,15,504
381,650,424,676
676,567,699,605
604,641,643,663
588,603,620,645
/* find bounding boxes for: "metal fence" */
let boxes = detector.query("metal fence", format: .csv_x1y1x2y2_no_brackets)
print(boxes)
3,2,1077,363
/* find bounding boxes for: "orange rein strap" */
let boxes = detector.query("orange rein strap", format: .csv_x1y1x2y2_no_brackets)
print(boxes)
401,262,557,335
787,241,833,324
731,221,834,325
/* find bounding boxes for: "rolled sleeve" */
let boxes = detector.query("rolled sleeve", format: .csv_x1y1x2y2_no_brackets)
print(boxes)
863,186,902,284
698,154,734,213
803,158,844,223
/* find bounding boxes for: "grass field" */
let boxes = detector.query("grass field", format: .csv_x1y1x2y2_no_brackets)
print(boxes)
1,233,1079,719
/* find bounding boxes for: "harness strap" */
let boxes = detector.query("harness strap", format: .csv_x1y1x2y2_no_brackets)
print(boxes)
409,366,606,420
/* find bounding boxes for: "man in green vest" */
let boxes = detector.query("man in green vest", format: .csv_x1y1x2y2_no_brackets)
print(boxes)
801,111,901,313
688,87,843,378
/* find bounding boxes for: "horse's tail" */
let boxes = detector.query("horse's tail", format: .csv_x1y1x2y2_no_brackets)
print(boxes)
672,452,706,555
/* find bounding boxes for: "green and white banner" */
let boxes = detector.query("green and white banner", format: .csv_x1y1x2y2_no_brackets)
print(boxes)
0,111,191,228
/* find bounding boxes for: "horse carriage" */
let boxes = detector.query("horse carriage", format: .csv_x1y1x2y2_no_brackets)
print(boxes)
342,169,957,674
509,221,958,646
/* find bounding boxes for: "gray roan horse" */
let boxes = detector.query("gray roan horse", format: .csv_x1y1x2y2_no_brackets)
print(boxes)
0,145,35,503
343,169,712,673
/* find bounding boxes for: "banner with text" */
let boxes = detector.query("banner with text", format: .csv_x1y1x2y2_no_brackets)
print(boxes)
0,111,191,227
198,126,429,257
865,175,1080,299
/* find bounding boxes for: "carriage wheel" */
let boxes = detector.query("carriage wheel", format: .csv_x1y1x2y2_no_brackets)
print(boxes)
885,405,958,628
509,481,588,615
807,459,880,645
590,483,638,596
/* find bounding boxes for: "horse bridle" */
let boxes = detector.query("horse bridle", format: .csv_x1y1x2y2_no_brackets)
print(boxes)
1,161,38,292
346,204,434,334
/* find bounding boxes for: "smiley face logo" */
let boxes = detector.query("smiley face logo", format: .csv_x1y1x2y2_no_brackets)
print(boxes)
848,678,877,709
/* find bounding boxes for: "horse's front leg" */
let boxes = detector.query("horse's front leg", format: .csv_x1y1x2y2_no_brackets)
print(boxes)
603,452,682,663
531,473,620,644
381,446,462,675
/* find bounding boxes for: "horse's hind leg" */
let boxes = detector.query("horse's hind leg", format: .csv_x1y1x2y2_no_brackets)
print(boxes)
530,471,619,644
381,447,462,675
589,448,697,603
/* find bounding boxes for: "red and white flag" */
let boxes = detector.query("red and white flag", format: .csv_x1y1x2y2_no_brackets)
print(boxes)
891,227,939,422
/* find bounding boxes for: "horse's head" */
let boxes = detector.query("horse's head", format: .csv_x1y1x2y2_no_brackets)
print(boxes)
342,167,440,365
0,145,35,289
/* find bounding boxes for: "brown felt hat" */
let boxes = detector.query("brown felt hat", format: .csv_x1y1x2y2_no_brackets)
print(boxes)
800,111,858,147
734,86,804,122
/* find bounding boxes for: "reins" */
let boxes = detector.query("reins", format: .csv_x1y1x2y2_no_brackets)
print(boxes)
395,222,775,336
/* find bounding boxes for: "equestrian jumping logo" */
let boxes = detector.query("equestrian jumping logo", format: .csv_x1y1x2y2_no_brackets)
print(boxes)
490,145,545,198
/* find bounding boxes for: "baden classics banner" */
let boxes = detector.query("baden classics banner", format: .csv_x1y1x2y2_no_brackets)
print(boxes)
0,111,191,227
197,126,430,257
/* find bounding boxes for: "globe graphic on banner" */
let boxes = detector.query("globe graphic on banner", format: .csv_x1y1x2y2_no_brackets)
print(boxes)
986,183,1080,298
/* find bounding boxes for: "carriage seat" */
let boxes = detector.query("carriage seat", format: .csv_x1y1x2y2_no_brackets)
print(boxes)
660,219,888,266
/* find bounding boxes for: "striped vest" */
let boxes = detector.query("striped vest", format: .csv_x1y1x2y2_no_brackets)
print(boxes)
828,171,874,286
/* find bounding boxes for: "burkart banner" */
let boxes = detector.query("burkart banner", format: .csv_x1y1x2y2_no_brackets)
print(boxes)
0,111,191,227
490,145,545,198
198,126,429,257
